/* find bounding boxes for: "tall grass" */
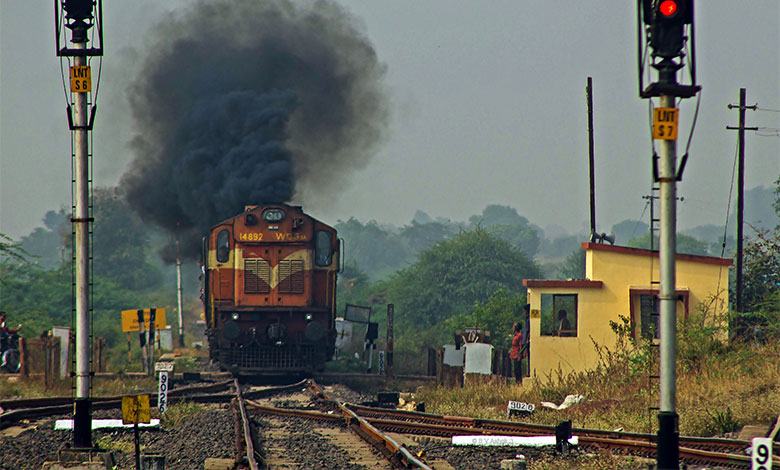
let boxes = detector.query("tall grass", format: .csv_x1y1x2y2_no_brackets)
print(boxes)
0,376,158,399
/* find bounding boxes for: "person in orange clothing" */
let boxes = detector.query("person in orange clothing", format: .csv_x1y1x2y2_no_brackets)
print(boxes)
509,321,524,382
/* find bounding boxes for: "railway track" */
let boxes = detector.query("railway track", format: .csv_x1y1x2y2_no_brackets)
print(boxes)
245,380,430,469
2,378,777,469
0,379,309,430
345,403,753,454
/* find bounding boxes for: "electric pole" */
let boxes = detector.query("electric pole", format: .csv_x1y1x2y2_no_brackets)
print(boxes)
726,88,757,315
176,223,185,347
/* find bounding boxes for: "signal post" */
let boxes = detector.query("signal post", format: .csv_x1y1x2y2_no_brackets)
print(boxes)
55,0,104,449
638,1,699,469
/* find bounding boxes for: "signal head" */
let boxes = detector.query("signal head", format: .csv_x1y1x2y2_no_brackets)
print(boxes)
658,0,678,17
64,0,94,21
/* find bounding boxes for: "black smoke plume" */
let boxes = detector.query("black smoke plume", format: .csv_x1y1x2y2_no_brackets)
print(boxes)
120,0,388,261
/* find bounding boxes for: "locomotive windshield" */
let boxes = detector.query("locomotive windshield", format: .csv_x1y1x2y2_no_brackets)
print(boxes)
315,230,333,266
216,229,230,263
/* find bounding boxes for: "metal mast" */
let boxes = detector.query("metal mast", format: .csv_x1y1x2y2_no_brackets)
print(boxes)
638,1,700,468
656,84,679,469
56,0,104,449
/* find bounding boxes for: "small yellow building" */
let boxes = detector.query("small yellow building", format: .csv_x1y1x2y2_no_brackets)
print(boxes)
522,242,731,380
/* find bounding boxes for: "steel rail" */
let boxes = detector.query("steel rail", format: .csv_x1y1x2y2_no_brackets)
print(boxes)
233,379,259,470
308,381,432,470
243,399,766,469
245,399,342,422
0,379,309,429
347,403,753,453
0,380,233,410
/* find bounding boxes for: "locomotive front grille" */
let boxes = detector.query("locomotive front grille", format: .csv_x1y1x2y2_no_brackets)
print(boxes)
245,259,271,293
222,344,323,370
278,259,304,293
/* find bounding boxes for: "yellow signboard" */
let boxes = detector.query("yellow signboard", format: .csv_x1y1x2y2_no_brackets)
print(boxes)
121,394,151,425
530,309,541,319
653,107,679,140
69,65,92,93
121,308,167,333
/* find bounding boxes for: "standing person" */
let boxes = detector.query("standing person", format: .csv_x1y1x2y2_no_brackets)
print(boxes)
509,322,524,382
520,304,531,376
0,311,21,335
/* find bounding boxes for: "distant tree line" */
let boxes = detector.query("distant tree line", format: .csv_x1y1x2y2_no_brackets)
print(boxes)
1,182,777,371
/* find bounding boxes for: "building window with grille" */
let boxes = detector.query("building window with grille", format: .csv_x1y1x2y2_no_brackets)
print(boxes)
639,294,660,339
540,294,578,337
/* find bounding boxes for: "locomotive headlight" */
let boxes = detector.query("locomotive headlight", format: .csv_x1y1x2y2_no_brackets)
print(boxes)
305,313,313,321
262,209,285,222
231,312,240,321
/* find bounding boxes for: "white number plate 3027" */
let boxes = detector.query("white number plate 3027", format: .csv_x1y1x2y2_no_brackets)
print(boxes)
752,437,772,470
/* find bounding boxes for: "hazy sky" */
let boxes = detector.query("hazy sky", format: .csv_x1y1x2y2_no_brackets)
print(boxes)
1,1,778,242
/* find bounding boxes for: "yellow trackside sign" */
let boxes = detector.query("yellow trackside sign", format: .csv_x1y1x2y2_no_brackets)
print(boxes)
69,65,91,93
653,107,679,140
121,394,151,425
121,308,167,333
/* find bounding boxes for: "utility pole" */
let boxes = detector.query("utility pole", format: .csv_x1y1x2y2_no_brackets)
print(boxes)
386,304,394,379
727,88,757,315
55,0,104,449
176,223,185,347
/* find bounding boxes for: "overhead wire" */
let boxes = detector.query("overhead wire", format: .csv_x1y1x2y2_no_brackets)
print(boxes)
633,200,651,241
716,139,740,291
88,8,103,107
57,7,71,108
755,128,780,137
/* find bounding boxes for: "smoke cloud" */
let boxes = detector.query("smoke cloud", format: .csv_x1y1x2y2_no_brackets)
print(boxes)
120,0,388,261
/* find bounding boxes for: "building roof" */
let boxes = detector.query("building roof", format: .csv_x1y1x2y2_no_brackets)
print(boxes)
523,279,603,288
581,242,733,266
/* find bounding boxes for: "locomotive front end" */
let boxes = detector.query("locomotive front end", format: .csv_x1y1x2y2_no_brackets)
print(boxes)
203,204,339,375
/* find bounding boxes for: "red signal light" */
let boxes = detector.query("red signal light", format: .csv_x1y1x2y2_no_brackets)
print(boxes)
659,0,678,17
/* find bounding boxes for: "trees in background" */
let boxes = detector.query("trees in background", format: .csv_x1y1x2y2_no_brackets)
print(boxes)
399,221,455,254
626,232,710,256
611,219,649,246
446,289,527,350
733,178,780,340
0,233,29,265
0,188,184,357
470,204,542,258
17,209,69,268
741,228,780,313
740,177,780,315
92,188,163,291
379,228,541,349
335,218,411,279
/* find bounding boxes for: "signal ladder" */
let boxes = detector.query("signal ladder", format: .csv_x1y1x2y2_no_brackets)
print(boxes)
642,184,683,438
69,91,95,399
644,185,662,438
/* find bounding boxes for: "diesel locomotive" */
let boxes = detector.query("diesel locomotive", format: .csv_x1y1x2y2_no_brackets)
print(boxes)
202,204,339,374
